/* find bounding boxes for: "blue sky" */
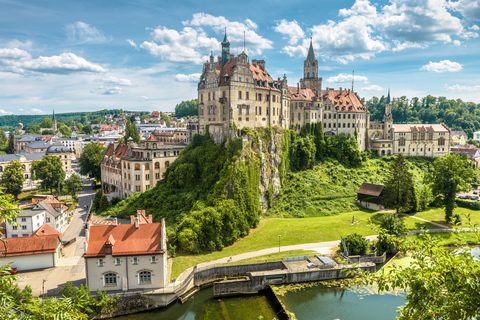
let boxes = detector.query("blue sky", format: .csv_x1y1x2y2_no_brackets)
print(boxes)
1,0,479,115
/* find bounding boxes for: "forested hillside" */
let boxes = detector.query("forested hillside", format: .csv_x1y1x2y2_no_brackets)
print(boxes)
367,95,480,138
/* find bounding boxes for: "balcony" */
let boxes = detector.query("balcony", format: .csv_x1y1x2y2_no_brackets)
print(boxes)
219,97,228,104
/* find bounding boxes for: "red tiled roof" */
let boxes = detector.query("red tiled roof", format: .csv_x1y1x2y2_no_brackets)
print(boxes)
392,124,450,132
84,223,163,258
130,210,153,224
150,111,160,118
1,234,60,257
288,87,365,112
32,223,63,238
146,135,158,142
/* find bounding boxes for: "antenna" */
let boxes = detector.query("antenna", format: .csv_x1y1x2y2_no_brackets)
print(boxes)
243,31,246,53
352,70,354,92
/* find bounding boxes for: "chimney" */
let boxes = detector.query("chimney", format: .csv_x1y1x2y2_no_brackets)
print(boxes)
297,82,300,94
113,218,118,227
135,217,139,229
340,87,343,95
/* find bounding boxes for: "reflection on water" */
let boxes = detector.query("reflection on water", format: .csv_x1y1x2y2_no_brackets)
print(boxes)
115,287,283,320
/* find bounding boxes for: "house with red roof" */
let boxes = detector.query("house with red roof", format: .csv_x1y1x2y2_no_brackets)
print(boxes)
83,215,168,292
150,111,160,121
0,223,63,271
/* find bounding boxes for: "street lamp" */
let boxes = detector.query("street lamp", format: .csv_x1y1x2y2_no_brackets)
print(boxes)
278,235,281,253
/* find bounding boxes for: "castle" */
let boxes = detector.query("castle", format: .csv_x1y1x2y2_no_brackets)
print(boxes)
197,31,451,157
197,31,369,150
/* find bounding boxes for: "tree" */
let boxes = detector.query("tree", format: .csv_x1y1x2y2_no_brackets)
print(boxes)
123,121,140,144
161,113,171,127
382,154,416,213
82,124,93,135
174,99,198,118
79,142,106,181
363,227,480,319
99,194,109,212
40,117,53,128
65,174,83,203
1,160,25,199
42,129,55,135
7,130,14,154
58,124,72,136
425,153,474,222
375,212,407,254
31,155,65,193
339,233,368,255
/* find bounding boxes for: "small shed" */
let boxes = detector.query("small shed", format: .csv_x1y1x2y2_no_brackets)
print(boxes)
356,183,385,211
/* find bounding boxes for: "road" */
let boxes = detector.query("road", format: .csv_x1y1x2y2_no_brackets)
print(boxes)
15,177,95,297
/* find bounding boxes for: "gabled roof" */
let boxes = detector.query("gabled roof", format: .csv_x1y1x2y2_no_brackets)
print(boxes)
32,223,63,238
84,223,163,258
288,87,365,112
36,200,62,218
0,234,60,257
46,145,70,154
357,183,384,197
26,140,51,149
451,131,468,139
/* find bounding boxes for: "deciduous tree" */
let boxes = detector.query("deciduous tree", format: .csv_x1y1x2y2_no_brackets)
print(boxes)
79,142,106,180
31,155,65,193
161,113,171,127
1,160,25,199
7,131,14,154
65,174,83,203
425,153,474,222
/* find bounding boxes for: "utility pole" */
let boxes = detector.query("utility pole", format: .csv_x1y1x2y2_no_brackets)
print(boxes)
278,235,281,253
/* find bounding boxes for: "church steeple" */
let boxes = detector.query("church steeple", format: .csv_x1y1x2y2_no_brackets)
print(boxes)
306,37,316,61
221,28,230,66
52,109,57,131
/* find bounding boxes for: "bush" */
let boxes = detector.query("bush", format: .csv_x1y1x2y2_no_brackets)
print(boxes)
339,233,368,255
456,199,480,210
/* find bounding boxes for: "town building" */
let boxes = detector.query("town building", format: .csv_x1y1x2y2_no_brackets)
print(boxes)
30,198,69,233
451,144,480,168
473,131,480,142
83,214,168,292
5,209,46,238
0,223,63,271
451,131,468,145
368,91,451,157
197,32,370,149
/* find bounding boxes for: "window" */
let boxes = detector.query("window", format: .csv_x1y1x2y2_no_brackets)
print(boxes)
259,107,262,115
132,257,138,265
399,138,406,146
145,163,150,170
155,173,160,179
213,92,215,100
439,137,445,146
46,218,50,223
98,259,104,267
139,271,152,284
21,218,26,222
208,92,211,100
155,162,160,169
146,174,150,180
151,256,157,263
12,225,17,230
246,92,249,100
115,258,121,266
223,106,227,114
135,175,140,181
22,225,27,230
201,94,203,102
104,273,116,285
223,91,226,98
238,91,242,99
135,164,140,170
136,186,141,192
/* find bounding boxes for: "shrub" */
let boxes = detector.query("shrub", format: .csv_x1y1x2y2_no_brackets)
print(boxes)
339,233,368,255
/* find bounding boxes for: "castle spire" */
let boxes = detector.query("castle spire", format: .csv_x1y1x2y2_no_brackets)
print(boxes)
221,27,230,66
306,37,315,61
386,88,391,104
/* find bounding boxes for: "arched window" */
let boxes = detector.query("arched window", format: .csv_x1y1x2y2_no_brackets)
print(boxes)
165,161,170,168
155,162,160,169
439,137,445,146
128,163,130,170
153,143,157,149
135,164,140,170
145,163,150,170
104,273,117,286
138,271,151,284
307,72,310,79
399,138,406,146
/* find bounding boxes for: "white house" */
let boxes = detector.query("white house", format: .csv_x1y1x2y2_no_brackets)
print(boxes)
5,209,46,238
0,224,63,271
473,131,480,142
83,215,168,292
32,199,69,233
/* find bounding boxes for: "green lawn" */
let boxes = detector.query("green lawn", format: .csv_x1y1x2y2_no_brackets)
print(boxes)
171,209,380,280
405,207,480,228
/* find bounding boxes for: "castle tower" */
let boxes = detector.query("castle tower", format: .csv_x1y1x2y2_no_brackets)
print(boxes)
52,110,57,132
221,28,230,66
383,89,393,139
300,38,322,91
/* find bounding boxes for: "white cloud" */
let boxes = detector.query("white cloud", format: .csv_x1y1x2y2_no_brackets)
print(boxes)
103,87,123,95
421,60,462,72
274,20,305,45
392,40,428,52
18,108,24,111
282,45,308,58
453,40,462,46
127,39,138,50
175,73,201,82
31,108,44,113
470,25,480,30
6,40,32,50
445,84,480,91
326,73,369,83
339,0,377,18
448,0,480,21
183,13,273,55
103,76,132,86
140,96,149,100
361,84,383,91
0,48,106,75
0,109,13,115
66,21,108,44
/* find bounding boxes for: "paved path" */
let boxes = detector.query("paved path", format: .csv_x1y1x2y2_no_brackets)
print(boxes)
397,212,449,229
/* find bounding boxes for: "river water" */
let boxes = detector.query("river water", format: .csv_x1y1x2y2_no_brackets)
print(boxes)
117,247,480,320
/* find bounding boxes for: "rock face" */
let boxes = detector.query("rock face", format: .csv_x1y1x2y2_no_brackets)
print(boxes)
243,127,284,211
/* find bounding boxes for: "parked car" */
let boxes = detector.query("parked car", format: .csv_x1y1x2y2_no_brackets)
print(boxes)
471,196,478,200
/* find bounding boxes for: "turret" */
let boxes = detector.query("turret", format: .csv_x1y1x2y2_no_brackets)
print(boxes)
221,28,230,66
